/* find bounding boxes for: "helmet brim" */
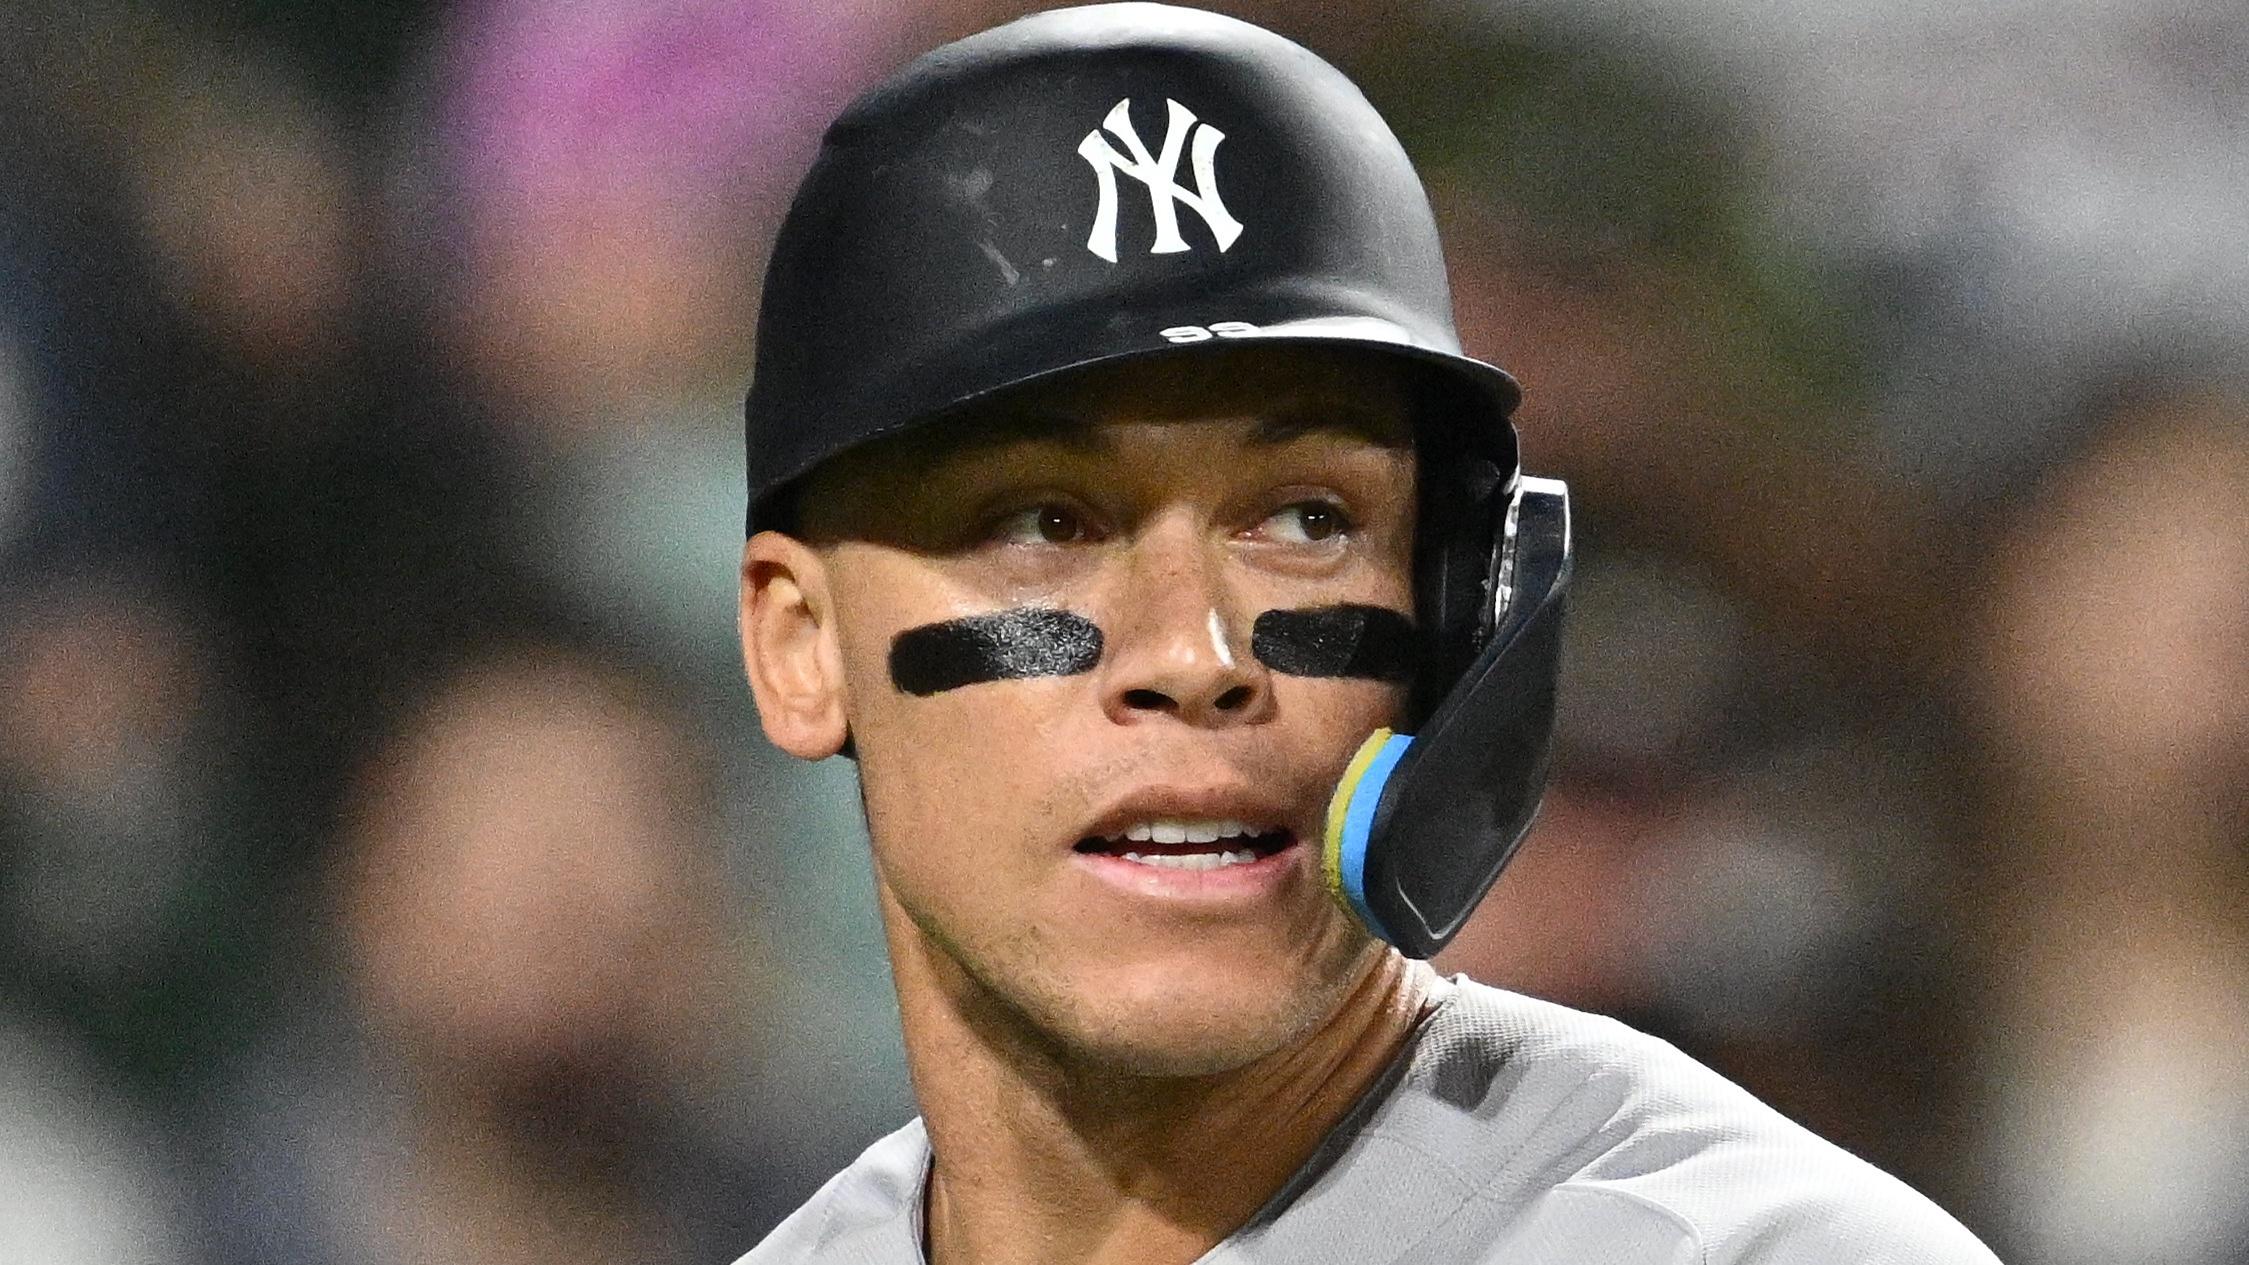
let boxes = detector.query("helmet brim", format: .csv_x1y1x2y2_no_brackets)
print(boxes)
748,315,1520,535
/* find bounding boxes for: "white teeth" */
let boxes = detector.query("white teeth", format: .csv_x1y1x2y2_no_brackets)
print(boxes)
1118,849,1259,871
1108,819,1266,845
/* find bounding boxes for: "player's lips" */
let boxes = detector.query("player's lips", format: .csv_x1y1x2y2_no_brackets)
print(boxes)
1070,789,1308,894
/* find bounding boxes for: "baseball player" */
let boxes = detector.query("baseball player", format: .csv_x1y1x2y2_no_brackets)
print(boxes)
732,6,2001,1262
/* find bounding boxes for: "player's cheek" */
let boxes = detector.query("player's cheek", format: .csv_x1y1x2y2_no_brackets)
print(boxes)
1276,673,1411,752
854,693,1061,875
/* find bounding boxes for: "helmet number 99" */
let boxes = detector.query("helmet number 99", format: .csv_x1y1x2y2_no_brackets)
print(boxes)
1159,321,1260,343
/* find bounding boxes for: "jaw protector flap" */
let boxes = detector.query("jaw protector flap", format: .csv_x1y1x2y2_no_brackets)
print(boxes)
1323,476,1571,958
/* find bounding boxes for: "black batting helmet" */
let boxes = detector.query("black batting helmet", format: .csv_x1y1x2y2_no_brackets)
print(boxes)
743,2,1521,533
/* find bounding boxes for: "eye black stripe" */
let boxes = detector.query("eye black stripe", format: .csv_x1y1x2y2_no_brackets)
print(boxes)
889,609,1105,695
1251,605,1416,681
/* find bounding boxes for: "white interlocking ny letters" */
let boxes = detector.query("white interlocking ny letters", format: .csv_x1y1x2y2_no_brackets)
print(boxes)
1077,98,1244,263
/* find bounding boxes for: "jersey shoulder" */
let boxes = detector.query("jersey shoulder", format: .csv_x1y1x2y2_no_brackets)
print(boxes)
1389,979,2001,1264
732,1118,927,1265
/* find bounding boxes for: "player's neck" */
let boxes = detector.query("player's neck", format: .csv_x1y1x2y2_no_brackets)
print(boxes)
894,931,1440,1265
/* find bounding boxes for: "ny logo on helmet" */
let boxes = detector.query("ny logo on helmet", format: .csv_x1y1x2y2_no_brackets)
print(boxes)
1078,98,1244,263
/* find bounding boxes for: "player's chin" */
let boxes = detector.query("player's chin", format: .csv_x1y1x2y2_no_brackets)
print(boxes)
1051,942,1369,1077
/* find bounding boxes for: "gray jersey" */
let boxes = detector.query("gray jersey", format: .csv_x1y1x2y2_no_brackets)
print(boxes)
737,977,2000,1264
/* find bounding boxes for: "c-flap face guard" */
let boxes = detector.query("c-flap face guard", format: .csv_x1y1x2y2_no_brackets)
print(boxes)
1331,476,1572,958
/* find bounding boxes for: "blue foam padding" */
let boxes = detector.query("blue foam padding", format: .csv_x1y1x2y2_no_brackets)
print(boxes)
1339,732,1414,941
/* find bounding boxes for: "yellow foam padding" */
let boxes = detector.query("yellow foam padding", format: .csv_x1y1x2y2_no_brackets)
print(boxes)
1322,728,1396,906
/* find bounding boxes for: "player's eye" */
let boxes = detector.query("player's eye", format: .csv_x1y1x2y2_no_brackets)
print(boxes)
988,502,1095,546
1259,499,1353,545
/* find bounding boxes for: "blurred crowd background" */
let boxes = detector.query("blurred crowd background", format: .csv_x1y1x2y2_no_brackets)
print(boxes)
2,0,2243,1261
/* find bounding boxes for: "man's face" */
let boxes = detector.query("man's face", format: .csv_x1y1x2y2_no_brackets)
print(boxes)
779,349,1418,1075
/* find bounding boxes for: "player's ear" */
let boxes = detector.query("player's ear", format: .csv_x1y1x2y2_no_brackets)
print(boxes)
740,532,850,760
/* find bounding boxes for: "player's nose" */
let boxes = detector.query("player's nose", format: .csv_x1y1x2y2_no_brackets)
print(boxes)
1096,511,1272,728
